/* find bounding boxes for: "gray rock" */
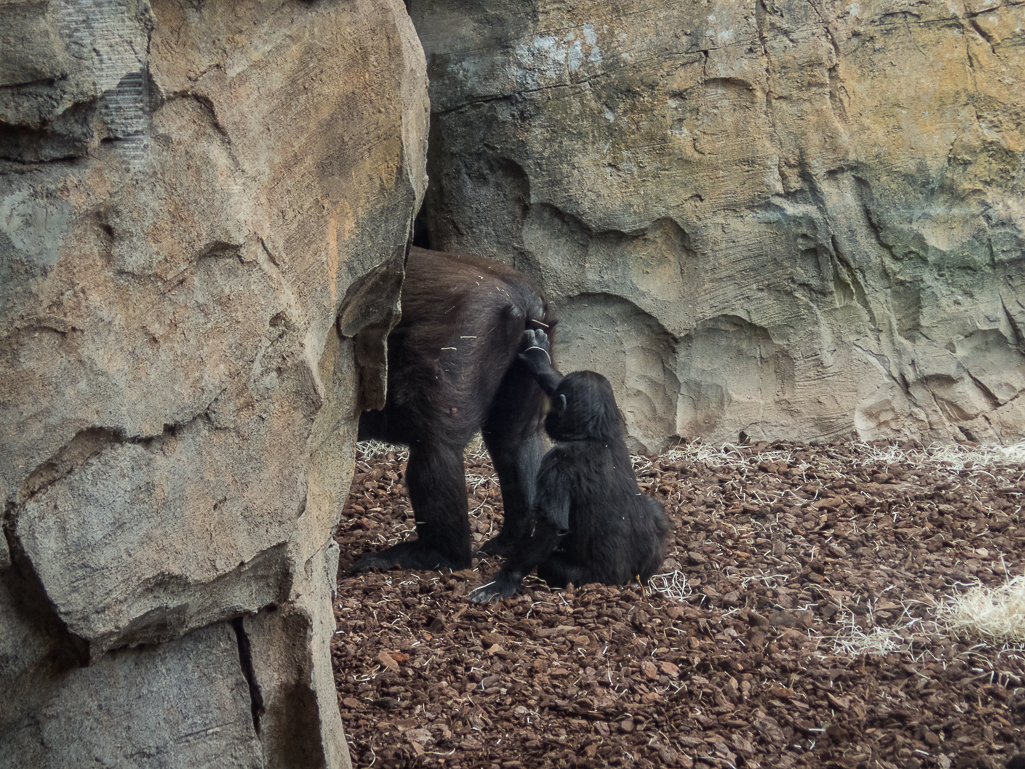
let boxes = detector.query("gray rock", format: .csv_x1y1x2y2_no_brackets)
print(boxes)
410,0,1025,448
246,542,349,769
0,574,62,713
1,0,428,766
0,622,263,769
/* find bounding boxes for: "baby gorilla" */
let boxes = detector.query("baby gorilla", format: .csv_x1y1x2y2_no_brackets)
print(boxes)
471,331,671,601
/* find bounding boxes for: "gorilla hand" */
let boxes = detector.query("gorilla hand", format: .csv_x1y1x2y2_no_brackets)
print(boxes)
518,328,562,397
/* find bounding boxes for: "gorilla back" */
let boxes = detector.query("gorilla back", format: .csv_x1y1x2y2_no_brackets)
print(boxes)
540,372,670,588
354,247,555,572
472,370,671,601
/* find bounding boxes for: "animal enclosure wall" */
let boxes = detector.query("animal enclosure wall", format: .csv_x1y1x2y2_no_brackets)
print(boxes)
0,1,427,766
409,0,1025,450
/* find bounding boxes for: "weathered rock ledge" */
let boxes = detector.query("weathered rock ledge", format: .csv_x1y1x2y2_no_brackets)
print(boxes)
0,1,428,766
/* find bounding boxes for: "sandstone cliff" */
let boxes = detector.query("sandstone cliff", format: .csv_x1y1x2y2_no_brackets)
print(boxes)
0,1,427,766
410,0,1025,449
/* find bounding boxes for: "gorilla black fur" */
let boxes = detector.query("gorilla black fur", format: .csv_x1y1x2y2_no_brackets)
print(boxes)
472,337,671,601
353,247,555,573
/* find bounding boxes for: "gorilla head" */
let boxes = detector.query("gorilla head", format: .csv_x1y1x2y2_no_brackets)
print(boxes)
545,371,624,444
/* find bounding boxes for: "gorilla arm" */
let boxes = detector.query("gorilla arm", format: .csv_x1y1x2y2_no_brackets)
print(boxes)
470,458,571,602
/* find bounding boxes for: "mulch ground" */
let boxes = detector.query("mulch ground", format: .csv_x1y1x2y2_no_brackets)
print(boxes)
332,440,1025,769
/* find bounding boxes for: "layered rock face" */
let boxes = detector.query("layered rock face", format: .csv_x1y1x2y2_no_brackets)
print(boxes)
410,0,1025,449
0,1,428,767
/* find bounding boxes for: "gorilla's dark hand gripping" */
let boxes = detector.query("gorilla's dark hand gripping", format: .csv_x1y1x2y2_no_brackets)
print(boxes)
518,328,562,397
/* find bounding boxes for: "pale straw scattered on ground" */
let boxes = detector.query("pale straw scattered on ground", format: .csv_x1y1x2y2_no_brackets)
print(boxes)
827,600,937,660
940,576,1025,648
648,570,692,602
662,439,1025,477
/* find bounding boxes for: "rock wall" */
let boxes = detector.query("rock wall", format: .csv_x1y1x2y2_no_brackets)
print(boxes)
409,0,1025,449
0,1,428,767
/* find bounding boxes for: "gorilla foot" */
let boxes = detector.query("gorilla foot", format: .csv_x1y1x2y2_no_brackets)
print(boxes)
351,540,471,573
477,534,517,558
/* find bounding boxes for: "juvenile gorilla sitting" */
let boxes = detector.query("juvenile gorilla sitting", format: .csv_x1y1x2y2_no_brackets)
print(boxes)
471,331,671,601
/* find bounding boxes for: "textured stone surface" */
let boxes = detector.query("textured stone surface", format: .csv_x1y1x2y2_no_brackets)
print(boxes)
245,540,348,769
1,0,427,766
410,0,1025,448
0,621,263,769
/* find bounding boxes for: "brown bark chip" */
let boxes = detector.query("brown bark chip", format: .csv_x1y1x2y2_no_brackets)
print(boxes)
333,442,1025,768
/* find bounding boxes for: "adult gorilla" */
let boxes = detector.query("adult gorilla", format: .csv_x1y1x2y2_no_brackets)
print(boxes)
352,247,555,572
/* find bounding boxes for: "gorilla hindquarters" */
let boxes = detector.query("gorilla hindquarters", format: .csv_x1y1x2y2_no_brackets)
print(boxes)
352,247,556,573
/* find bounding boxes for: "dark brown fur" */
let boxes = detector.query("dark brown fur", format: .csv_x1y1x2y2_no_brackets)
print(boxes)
473,351,671,601
354,247,555,572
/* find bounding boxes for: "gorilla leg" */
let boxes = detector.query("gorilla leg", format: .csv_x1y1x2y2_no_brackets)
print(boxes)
635,496,672,584
536,553,590,590
479,429,545,556
471,517,563,602
352,442,471,572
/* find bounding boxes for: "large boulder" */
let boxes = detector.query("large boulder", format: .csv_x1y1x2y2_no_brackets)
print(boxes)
0,1,428,767
410,0,1025,448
